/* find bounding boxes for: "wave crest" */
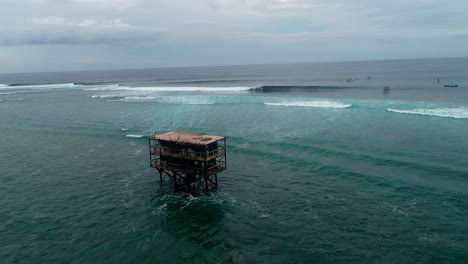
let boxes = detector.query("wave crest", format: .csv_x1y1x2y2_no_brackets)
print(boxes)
265,101,351,108
126,134,145,138
123,96,157,100
84,86,254,92
387,108,468,119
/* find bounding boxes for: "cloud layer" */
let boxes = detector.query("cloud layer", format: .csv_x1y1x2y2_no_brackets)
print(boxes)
1,0,468,72
1,17,168,45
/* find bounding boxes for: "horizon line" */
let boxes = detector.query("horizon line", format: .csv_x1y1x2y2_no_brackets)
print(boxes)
1,56,467,76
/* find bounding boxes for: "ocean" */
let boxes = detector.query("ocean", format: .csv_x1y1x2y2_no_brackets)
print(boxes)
1,57,467,263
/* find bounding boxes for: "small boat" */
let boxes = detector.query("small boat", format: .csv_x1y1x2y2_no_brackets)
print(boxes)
444,83,458,87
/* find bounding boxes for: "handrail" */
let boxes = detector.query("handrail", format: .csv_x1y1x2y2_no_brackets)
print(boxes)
150,145,225,160
150,158,226,174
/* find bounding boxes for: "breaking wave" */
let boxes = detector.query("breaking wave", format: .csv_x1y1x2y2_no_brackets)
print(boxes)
265,101,352,108
84,86,254,92
122,96,157,100
125,134,145,138
387,108,468,119
2,83,350,93
164,79,253,84
87,94,123,99
0,92,16,95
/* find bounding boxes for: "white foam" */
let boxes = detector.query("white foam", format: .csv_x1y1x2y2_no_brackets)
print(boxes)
126,134,145,138
387,108,468,119
1,83,80,89
123,96,157,100
0,84,9,88
88,94,123,98
265,101,351,108
0,92,16,95
84,86,254,92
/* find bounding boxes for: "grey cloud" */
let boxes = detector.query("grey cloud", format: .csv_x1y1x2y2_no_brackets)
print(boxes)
0,18,169,46
72,0,140,9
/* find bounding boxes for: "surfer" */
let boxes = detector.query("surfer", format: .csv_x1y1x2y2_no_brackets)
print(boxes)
435,78,440,83
347,78,352,83
383,86,390,94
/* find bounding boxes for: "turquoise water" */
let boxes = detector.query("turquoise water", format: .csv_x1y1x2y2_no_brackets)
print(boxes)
1,58,468,263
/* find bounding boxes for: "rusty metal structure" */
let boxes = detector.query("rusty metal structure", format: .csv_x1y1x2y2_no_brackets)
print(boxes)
149,131,226,194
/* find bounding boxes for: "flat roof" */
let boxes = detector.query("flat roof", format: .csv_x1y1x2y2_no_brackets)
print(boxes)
154,131,224,145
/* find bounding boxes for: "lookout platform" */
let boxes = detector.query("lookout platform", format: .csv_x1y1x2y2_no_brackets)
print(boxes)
149,131,226,194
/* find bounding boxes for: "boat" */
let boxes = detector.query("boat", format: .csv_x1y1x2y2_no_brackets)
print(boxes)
444,83,458,87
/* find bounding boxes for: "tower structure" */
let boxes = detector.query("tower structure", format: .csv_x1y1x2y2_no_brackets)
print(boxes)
149,132,226,194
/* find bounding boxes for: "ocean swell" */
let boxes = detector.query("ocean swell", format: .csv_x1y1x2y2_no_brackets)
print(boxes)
252,85,348,92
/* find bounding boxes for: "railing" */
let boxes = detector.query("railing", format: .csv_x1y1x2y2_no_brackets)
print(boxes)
150,158,226,175
150,145,225,161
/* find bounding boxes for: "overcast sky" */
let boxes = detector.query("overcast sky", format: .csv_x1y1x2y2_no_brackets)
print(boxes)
1,0,468,73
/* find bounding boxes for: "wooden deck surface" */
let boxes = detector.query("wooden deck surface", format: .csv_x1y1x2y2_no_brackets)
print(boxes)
154,131,224,145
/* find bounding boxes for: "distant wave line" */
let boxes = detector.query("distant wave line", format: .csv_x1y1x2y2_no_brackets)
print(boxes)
2,83,351,93
0,83,121,90
252,85,349,92
84,86,256,91
162,79,254,84
0,83,84,89
84,85,351,92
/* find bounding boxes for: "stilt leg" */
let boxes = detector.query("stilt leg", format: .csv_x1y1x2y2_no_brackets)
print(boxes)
204,176,208,191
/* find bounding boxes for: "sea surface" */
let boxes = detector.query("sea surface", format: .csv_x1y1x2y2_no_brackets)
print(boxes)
1,58,467,263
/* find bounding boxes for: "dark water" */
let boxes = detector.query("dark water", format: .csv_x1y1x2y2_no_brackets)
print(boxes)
1,58,467,263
